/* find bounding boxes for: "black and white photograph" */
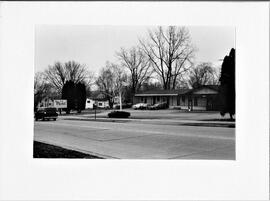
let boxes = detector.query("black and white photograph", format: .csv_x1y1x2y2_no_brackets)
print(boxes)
34,25,236,159
0,2,269,200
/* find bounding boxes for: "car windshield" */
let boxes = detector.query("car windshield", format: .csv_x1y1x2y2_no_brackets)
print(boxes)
45,108,57,112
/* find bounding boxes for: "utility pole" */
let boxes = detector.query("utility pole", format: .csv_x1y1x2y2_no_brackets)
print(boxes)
94,106,96,120
119,81,128,111
93,102,97,120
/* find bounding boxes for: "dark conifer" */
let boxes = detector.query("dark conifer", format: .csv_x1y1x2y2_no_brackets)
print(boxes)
62,81,86,113
219,48,235,119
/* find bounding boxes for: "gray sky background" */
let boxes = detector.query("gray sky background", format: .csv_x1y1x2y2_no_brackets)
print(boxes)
35,25,235,74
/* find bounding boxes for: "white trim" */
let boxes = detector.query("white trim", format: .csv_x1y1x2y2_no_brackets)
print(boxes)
135,94,178,97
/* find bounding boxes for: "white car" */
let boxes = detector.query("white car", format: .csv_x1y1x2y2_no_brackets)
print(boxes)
132,103,144,109
132,103,149,110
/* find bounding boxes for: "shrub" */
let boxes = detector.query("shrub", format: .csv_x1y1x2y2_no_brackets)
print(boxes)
108,111,131,118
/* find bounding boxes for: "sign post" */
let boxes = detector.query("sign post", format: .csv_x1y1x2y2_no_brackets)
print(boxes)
119,81,129,111
93,103,97,120
119,89,122,111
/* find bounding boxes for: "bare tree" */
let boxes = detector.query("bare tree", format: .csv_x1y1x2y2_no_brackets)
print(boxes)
44,62,65,93
64,61,90,84
139,26,195,90
173,74,190,89
141,81,163,91
96,62,127,108
44,61,93,95
116,47,152,94
188,62,219,88
34,72,46,95
34,72,55,110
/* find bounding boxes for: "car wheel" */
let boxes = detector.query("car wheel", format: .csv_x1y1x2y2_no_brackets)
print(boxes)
53,118,56,121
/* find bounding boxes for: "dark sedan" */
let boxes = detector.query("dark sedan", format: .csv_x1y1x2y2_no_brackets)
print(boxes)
35,107,58,121
108,111,130,118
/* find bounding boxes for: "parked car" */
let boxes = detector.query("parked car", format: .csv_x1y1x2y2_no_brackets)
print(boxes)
132,103,150,110
113,103,132,109
148,104,158,110
132,103,144,109
35,107,58,121
148,102,168,110
108,111,131,118
141,103,151,109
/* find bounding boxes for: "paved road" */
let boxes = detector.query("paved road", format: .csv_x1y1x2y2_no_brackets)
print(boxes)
34,116,235,159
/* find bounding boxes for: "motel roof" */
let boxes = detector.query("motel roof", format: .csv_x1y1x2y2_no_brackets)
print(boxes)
134,85,219,97
201,85,219,91
134,89,191,97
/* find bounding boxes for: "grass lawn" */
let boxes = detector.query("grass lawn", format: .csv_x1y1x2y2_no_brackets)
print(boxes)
33,141,102,158
58,108,104,116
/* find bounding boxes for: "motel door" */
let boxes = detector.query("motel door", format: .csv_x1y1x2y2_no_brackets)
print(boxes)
177,96,180,106
188,98,193,111
166,96,170,106
206,98,213,111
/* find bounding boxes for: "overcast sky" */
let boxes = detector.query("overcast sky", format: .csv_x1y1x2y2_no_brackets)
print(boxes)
35,25,235,74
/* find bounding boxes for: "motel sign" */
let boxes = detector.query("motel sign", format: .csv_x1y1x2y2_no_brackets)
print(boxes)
54,99,67,109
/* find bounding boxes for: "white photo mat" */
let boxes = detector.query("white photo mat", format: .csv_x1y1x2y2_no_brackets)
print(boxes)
0,2,269,200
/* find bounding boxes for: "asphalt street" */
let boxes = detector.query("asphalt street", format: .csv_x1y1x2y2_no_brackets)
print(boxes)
34,113,235,159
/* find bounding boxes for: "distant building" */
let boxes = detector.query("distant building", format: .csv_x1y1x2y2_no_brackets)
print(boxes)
133,85,220,111
86,92,109,109
85,98,95,109
37,97,54,108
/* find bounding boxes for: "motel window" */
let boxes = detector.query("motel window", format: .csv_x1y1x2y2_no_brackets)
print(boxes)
141,97,144,102
182,96,185,102
194,97,198,106
177,96,180,106
157,97,160,101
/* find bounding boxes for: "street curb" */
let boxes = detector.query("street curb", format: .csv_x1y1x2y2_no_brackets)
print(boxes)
62,117,235,128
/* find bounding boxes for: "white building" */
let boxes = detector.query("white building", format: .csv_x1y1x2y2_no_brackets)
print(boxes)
85,98,95,109
85,93,110,109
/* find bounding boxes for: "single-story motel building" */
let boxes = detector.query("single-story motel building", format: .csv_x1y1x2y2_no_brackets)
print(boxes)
133,85,220,111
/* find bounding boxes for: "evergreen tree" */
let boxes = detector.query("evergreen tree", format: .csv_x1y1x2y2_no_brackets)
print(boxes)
75,82,86,113
219,48,235,119
62,81,86,114
62,81,75,114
